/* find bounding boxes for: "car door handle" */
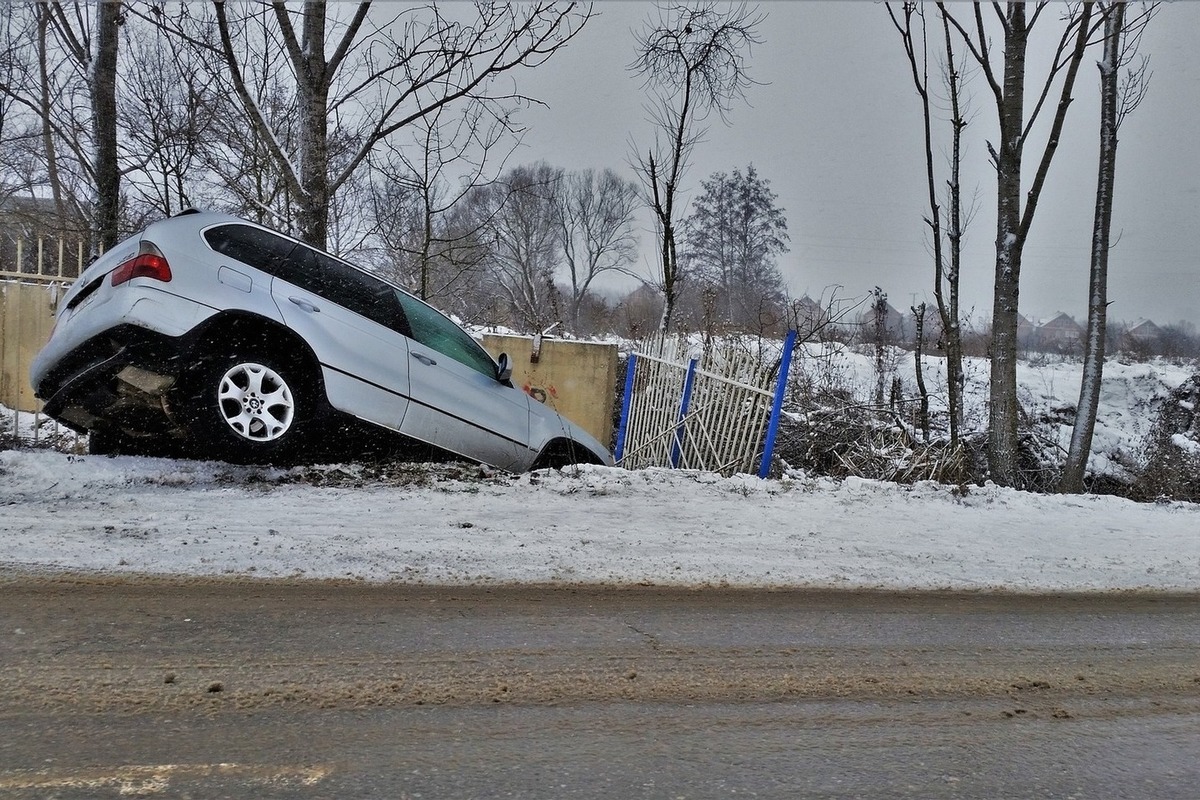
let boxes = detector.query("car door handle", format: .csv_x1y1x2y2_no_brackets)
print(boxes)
411,352,438,367
288,296,320,313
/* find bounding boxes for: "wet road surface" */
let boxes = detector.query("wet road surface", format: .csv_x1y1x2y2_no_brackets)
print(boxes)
2,579,1198,798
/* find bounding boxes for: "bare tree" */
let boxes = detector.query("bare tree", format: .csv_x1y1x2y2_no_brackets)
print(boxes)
92,0,121,250
117,12,218,223
556,168,640,334
365,101,518,305
0,3,105,239
1061,2,1156,493
942,2,1102,487
0,6,32,200
888,2,974,451
872,287,889,407
911,302,931,442
201,1,590,251
629,1,764,334
470,162,564,333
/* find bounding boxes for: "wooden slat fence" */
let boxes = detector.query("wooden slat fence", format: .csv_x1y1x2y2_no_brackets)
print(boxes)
1,237,83,446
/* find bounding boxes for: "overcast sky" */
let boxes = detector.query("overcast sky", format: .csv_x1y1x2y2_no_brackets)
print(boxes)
513,1,1200,328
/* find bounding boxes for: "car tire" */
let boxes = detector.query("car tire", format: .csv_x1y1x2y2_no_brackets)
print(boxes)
531,439,598,471
179,350,322,465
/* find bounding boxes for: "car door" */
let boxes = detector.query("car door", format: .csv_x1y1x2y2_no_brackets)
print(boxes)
393,291,534,471
269,243,413,431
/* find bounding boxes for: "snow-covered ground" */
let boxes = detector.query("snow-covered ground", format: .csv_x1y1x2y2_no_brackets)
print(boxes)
1,448,1197,592
3,350,1197,593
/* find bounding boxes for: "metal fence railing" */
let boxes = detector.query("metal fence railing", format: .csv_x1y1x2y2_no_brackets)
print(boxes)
615,331,796,477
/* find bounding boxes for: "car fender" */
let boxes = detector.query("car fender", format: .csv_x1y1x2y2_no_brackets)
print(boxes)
527,404,614,466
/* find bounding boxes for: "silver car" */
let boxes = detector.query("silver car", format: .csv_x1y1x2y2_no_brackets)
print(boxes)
30,210,613,470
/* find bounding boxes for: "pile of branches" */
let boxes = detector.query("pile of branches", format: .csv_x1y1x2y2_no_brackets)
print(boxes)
774,404,978,486
1131,374,1200,503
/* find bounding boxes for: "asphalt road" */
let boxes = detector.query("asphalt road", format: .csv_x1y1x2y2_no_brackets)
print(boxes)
2,579,1198,798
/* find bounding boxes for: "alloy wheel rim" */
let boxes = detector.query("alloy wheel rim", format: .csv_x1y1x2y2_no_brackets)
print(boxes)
217,362,295,442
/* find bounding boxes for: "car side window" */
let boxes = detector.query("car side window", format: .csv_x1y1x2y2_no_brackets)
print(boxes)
203,225,295,275
394,292,498,379
205,223,409,337
267,244,407,335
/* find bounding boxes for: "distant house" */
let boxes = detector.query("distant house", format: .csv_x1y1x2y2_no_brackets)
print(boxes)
1016,313,1037,347
1034,312,1084,352
790,295,829,332
1124,318,1164,348
855,299,911,344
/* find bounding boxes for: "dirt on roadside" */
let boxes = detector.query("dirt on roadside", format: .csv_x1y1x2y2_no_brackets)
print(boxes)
3,576,1199,717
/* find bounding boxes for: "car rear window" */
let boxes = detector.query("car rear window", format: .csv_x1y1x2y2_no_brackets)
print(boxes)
205,224,408,335
204,224,295,274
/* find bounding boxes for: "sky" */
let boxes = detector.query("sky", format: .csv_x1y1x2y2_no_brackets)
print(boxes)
512,1,1200,329
3,345,1197,591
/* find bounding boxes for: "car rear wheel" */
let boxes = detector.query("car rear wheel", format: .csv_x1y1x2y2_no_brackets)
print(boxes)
181,350,321,464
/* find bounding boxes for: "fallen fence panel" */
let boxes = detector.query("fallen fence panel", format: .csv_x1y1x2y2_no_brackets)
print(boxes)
616,331,796,477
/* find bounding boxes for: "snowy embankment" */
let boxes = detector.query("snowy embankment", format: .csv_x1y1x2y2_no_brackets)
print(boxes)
2,449,1197,593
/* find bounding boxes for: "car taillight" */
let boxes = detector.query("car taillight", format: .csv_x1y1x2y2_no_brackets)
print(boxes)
111,243,172,286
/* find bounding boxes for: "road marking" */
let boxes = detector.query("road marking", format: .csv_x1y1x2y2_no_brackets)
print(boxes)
0,763,330,793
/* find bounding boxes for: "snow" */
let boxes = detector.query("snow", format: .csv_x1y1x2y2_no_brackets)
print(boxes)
1172,433,1200,457
1,448,1197,593
3,350,1197,593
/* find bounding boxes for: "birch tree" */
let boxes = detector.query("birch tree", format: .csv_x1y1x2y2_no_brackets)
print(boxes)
630,1,764,334
1061,2,1155,493
942,2,1101,487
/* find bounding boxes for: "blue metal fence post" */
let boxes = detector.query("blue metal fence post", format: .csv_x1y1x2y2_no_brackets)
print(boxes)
671,358,699,468
613,353,638,464
758,329,798,478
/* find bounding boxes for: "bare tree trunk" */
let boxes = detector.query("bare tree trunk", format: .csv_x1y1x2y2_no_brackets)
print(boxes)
986,3,1031,487
940,13,966,450
943,3,1095,486
35,6,67,229
888,2,968,450
1061,2,1132,493
93,0,122,251
873,287,888,407
291,2,331,250
912,303,931,442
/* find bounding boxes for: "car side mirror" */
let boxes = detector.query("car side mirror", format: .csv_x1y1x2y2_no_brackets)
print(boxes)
496,352,513,383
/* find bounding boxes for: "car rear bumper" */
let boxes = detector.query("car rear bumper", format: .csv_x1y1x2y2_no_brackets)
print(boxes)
33,323,189,432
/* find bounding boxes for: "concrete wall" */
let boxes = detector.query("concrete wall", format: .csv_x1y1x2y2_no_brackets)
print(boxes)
480,334,618,449
1,280,62,412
